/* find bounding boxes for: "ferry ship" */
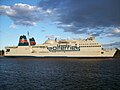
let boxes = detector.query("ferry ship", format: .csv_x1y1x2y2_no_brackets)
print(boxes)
5,34,118,58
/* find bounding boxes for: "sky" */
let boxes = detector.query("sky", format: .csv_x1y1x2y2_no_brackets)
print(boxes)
0,0,120,50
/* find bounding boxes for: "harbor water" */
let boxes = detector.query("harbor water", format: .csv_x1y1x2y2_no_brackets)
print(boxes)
0,57,120,90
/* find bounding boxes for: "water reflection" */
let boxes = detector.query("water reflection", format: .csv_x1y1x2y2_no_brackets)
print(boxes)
0,57,120,90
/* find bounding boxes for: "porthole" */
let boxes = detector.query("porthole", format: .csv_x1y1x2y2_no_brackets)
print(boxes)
101,52,104,54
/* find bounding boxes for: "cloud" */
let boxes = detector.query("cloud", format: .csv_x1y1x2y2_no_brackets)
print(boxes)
39,0,120,36
0,3,51,26
45,34,59,39
1,1,120,38
105,27,120,37
9,23,17,29
112,28,120,33
41,29,45,32
103,42,120,48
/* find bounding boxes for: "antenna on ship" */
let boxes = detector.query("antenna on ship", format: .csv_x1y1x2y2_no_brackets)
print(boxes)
27,32,34,53
88,33,92,37
87,33,95,41
27,31,30,46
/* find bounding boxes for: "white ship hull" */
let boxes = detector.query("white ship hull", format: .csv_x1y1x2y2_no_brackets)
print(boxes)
4,35,118,58
5,46,117,58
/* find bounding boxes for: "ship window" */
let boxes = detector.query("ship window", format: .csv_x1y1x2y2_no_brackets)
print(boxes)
6,49,10,52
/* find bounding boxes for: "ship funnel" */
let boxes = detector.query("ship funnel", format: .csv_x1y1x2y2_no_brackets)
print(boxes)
29,37,36,45
18,35,29,46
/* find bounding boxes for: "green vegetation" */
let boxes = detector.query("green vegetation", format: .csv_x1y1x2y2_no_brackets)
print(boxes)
114,49,120,58
0,50,4,56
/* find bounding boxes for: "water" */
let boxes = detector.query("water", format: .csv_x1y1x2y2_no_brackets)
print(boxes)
0,57,120,90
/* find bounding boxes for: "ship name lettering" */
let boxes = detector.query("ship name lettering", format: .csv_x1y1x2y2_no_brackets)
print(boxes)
47,45,80,52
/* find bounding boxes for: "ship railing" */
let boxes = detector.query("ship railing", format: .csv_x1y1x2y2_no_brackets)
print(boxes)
5,46,18,49
102,48,116,51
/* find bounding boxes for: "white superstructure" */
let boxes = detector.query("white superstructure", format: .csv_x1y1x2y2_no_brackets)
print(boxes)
5,35,117,58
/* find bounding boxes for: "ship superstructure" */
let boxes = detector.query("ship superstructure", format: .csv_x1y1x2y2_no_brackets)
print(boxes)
5,34,117,58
